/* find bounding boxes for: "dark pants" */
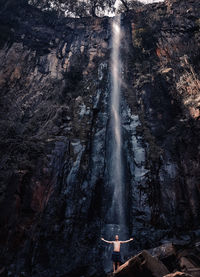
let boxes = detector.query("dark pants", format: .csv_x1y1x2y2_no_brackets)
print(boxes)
112,251,121,263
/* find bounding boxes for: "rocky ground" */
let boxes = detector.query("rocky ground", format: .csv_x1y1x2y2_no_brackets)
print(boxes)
0,0,200,276
111,239,200,277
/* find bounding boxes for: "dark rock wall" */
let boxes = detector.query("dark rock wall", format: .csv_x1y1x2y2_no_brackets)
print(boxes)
121,0,200,249
0,0,200,276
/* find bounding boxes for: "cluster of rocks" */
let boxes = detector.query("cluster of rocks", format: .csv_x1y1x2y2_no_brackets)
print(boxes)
113,240,200,277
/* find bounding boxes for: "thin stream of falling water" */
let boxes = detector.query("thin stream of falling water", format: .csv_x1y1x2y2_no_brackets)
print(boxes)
102,13,128,273
110,14,125,227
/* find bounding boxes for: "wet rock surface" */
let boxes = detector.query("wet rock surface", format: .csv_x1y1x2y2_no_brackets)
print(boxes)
0,0,200,276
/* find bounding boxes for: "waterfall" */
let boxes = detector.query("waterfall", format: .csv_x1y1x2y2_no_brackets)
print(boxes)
110,14,125,227
102,14,128,272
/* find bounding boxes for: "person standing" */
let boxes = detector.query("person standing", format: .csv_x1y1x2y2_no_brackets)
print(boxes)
101,235,133,273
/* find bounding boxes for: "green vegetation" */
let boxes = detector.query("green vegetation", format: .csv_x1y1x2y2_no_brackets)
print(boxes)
117,0,143,13
29,0,115,17
28,0,145,17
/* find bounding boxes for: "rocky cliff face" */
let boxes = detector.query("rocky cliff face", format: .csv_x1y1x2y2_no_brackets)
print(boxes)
0,0,200,276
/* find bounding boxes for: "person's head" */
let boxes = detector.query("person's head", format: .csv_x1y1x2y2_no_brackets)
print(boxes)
115,235,119,241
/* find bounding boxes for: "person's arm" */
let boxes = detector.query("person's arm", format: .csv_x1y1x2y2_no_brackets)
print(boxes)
120,238,134,244
101,238,113,244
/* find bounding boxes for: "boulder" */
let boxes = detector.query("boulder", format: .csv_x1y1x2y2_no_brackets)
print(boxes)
114,250,169,277
150,243,176,260
163,272,192,277
150,243,177,271
179,256,200,277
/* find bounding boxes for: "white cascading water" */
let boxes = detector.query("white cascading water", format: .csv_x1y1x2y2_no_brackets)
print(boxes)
110,14,125,226
102,13,128,272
